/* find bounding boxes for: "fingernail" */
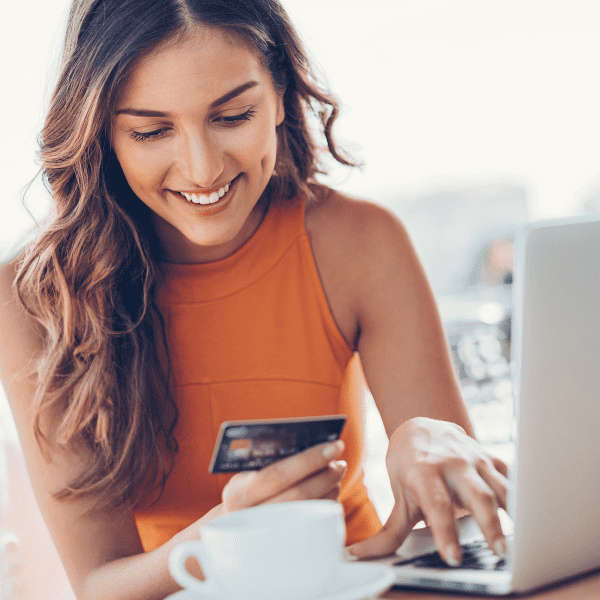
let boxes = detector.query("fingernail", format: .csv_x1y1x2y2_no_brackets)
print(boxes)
445,544,462,567
493,537,508,559
323,443,337,458
331,459,347,472
323,440,343,458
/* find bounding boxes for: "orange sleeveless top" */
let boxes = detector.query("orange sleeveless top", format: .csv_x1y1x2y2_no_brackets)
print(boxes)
134,195,382,551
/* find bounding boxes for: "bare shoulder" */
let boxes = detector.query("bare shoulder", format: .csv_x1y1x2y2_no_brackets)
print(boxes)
304,185,424,348
0,254,37,338
305,184,408,240
0,254,43,375
0,252,31,314
305,185,419,285
0,254,19,302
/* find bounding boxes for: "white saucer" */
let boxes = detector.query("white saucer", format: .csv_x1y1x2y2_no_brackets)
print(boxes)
317,562,396,600
165,561,395,600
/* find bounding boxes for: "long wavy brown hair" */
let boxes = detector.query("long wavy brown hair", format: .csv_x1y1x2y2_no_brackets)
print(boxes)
15,0,358,511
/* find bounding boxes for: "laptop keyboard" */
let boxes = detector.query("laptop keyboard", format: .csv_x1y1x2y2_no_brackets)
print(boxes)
394,539,511,571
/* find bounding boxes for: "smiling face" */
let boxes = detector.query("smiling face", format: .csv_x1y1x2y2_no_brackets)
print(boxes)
111,26,285,263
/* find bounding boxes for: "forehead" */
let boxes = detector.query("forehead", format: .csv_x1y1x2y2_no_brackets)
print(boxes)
116,26,271,111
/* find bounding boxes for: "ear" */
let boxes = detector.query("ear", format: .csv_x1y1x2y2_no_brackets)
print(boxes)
275,92,285,126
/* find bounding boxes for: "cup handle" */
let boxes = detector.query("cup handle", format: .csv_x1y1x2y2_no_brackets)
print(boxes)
169,540,220,598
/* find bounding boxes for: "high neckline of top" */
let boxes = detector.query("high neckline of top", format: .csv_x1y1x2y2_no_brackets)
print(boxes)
154,195,307,303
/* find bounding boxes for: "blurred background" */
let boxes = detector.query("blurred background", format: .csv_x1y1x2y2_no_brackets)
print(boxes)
2,0,600,597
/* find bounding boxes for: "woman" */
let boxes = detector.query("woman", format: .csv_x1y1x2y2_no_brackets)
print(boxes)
0,0,509,598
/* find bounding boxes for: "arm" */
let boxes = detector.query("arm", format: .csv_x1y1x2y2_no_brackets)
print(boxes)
354,203,475,436
0,258,346,599
306,191,473,433
306,190,509,564
0,259,183,600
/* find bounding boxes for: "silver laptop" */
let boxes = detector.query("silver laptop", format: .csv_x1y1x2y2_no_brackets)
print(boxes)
368,214,600,594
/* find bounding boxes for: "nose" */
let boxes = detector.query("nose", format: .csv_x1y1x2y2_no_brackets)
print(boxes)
177,128,224,188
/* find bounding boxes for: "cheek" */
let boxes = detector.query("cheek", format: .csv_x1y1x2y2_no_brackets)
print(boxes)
236,121,278,167
115,145,166,193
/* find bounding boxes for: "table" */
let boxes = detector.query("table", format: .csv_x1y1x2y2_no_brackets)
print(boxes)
381,569,600,599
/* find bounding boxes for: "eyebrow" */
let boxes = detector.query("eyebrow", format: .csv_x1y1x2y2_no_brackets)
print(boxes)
114,80,260,117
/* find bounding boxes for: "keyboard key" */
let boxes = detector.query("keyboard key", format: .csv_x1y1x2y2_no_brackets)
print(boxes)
395,540,509,571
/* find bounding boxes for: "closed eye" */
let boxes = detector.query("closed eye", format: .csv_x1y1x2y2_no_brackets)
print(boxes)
218,108,257,126
127,108,256,142
129,128,169,142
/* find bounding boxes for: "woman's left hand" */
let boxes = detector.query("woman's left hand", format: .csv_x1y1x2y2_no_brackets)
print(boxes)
348,417,510,566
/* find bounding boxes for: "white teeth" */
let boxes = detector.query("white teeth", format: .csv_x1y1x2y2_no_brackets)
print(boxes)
179,181,232,205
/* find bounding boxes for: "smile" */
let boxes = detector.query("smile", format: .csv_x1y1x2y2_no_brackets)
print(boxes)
177,181,232,205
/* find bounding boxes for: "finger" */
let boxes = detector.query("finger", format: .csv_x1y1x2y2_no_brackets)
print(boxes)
222,471,259,511
347,501,416,559
488,454,509,479
414,477,463,567
476,460,509,512
263,460,347,504
452,469,507,559
223,441,345,509
322,486,342,501
258,441,345,500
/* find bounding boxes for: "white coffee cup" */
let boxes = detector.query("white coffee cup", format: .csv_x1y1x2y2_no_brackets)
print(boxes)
169,500,346,600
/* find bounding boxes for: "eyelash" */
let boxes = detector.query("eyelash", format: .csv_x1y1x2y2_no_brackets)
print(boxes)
129,129,165,142
221,108,256,125
128,108,257,142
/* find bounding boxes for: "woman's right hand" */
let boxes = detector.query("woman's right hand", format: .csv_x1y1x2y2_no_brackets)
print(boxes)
220,440,347,514
175,440,346,583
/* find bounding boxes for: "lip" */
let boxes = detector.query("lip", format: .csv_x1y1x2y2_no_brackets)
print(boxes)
178,180,232,196
170,176,239,215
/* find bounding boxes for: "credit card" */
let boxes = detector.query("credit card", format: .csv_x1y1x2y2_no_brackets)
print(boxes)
208,415,347,473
